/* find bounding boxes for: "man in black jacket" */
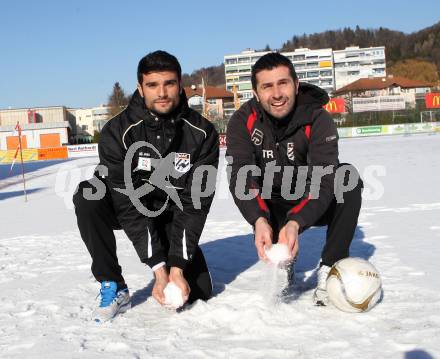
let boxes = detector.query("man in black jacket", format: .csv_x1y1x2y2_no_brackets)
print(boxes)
73,51,219,322
226,53,362,305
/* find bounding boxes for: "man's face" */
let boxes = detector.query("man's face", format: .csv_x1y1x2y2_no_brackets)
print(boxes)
137,71,181,115
253,65,299,119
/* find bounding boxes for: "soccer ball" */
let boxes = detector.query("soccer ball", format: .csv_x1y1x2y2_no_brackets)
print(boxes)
326,257,382,313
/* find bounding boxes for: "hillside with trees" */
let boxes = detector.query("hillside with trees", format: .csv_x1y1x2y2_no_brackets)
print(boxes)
181,64,225,88
183,22,440,86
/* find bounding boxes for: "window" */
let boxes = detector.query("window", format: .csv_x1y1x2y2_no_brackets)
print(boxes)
348,62,359,67
306,55,318,59
348,71,360,75
297,72,306,79
239,83,252,91
294,63,305,69
320,70,332,77
293,55,305,61
320,80,333,86
242,92,253,99
226,67,239,74
306,71,319,78
251,56,261,63
225,58,237,65
238,66,251,73
239,75,251,82
306,62,318,67
238,57,250,63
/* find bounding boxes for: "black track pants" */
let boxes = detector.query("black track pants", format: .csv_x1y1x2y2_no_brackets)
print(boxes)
266,165,363,267
73,179,212,301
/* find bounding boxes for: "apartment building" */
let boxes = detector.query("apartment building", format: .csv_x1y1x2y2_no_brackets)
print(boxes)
224,46,386,104
333,46,386,90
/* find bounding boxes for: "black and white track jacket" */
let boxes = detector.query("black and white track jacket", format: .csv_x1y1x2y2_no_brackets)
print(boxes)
226,83,339,231
98,90,219,270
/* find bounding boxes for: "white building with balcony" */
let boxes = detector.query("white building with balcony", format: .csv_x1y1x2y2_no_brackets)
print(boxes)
333,46,386,90
224,48,334,104
224,46,387,104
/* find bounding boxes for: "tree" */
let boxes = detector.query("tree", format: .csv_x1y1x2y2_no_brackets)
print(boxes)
93,131,100,143
108,82,129,117
388,59,439,84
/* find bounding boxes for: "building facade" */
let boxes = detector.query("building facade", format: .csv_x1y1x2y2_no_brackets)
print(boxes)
333,46,386,90
224,46,386,104
74,105,111,141
0,106,71,150
185,86,236,119
333,75,432,112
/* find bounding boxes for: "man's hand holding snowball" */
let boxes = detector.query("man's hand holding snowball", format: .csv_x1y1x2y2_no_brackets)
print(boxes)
278,220,300,260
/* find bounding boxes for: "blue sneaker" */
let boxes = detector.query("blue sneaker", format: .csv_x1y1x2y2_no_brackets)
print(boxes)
92,281,131,323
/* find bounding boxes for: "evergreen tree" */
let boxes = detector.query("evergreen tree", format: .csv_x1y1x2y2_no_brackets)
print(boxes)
108,82,129,117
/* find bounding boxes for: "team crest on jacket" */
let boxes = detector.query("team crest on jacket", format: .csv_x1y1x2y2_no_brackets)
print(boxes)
174,153,191,173
287,142,295,161
251,129,264,146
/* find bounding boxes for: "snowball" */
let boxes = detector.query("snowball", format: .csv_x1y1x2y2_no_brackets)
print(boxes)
163,282,185,308
265,243,290,265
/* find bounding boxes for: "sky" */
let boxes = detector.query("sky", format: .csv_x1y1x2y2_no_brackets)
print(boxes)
0,0,438,109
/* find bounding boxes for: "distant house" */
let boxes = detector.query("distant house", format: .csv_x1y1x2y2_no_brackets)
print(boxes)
334,75,432,112
74,105,111,142
184,85,236,119
0,106,72,149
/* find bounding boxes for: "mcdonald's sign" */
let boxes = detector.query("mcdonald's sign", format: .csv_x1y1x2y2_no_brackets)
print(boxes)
323,98,345,113
425,93,440,109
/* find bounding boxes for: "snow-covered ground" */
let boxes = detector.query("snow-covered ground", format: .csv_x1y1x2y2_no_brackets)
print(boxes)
1,134,439,359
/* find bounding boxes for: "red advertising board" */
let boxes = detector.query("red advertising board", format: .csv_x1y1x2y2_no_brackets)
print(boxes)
425,93,440,109
323,98,345,113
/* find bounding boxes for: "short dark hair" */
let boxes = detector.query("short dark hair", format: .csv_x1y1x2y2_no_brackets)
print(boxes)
251,52,298,90
137,50,182,84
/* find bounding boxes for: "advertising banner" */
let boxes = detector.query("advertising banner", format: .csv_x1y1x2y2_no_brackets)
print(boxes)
0,149,38,163
425,93,440,109
353,96,406,112
337,127,352,138
67,144,99,158
323,98,345,113
353,126,384,136
37,147,68,161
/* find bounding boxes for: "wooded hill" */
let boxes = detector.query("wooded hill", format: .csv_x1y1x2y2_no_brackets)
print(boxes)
182,22,440,87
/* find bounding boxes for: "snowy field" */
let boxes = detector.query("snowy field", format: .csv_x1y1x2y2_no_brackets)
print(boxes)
1,134,440,359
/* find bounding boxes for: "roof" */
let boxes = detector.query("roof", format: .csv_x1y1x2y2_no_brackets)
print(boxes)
184,86,234,100
334,76,432,95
